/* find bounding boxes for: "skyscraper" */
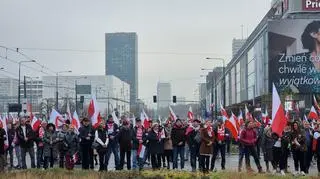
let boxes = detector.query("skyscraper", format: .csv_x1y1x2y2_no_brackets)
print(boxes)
157,82,172,110
105,32,138,106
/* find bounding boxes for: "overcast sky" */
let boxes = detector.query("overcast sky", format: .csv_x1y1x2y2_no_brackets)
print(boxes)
0,0,271,106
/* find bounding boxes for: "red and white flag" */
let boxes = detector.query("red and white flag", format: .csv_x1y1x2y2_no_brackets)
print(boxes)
245,105,253,122
49,108,64,129
88,96,102,129
72,111,81,132
31,116,41,131
169,106,177,121
111,111,120,126
262,108,270,125
0,115,8,150
231,111,240,130
187,106,194,122
308,106,319,120
271,84,287,137
303,114,308,122
238,110,244,126
220,103,229,121
140,109,150,129
225,115,239,141
314,95,320,113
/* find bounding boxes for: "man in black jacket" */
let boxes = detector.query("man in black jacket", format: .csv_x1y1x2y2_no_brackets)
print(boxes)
7,122,15,169
16,117,36,169
105,115,120,170
0,120,7,172
186,119,201,172
171,119,186,170
79,118,94,169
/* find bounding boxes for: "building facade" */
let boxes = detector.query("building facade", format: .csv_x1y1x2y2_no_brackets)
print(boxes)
105,32,138,107
0,78,18,113
42,75,130,116
157,82,172,111
232,38,246,57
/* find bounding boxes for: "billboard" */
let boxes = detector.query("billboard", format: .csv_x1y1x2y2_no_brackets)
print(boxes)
268,19,320,94
303,0,320,11
76,85,91,94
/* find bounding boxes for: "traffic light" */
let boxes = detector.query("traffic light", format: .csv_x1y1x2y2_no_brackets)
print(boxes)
153,95,157,103
173,96,177,103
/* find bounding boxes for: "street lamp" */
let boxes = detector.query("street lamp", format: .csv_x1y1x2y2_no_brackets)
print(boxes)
18,60,36,117
56,70,72,110
205,57,226,108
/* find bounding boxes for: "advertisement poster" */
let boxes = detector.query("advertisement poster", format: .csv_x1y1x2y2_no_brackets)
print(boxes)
268,19,320,94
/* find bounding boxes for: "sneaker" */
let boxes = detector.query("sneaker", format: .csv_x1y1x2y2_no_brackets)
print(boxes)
292,171,298,176
300,171,306,176
213,168,217,172
272,170,277,175
280,170,285,176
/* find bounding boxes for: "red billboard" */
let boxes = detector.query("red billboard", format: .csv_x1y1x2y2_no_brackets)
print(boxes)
303,0,320,11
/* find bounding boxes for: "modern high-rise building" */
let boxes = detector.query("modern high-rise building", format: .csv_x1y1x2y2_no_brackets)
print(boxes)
232,38,246,57
157,82,172,110
105,32,138,107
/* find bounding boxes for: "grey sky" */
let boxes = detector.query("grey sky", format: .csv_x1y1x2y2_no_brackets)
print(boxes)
0,0,271,106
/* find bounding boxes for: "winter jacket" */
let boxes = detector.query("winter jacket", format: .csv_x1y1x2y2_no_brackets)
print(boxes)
79,125,94,146
240,128,257,146
164,126,173,150
291,129,307,152
0,128,6,154
7,128,15,147
118,126,133,151
43,130,58,158
106,122,119,146
132,126,146,150
64,132,79,156
261,132,276,162
16,124,35,149
187,127,201,148
147,130,164,155
199,128,215,155
281,131,291,152
171,125,186,147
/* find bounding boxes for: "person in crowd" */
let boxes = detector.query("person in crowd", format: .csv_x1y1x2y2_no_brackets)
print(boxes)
199,120,215,173
118,119,133,170
261,126,275,173
183,119,190,162
0,120,7,172
132,118,145,171
240,121,263,173
314,123,320,176
93,120,108,171
186,119,201,172
171,119,186,170
6,121,15,169
159,124,167,168
64,125,79,170
12,121,22,169
43,123,58,169
291,121,307,176
147,122,164,170
79,117,94,170
16,117,35,169
281,123,292,174
163,120,173,170
36,121,46,168
211,119,228,171
303,120,314,174
105,115,120,170
57,123,68,168
238,122,250,172
256,121,264,159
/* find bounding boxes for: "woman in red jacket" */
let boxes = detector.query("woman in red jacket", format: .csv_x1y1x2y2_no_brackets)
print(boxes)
240,121,263,173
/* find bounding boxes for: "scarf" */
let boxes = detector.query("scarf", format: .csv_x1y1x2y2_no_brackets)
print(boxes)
207,125,213,137
107,122,114,134
217,126,225,141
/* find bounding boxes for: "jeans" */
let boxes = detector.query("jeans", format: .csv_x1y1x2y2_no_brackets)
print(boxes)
189,145,199,171
14,145,22,167
173,146,185,169
0,154,5,171
211,143,226,170
119,148,131,170
305,146,313,173
238,145,250,169
151,154,161,169
292,150,306,172
59,150,66,168
199,155,210,172
272,147,283,170
245,146,262,170
105,144,120,170
21,147,35,169
36,146,44,168
132,149,143,170
7,146,14,167
43,148,54,169
98,150,107,171
81,144,93,169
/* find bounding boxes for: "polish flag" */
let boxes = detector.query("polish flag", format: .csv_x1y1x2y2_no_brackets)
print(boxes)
220,103,229,121
271,84,287,137
141,109,150,129
224,115,238,141
72,111,81,133
314,95,320,113
262,108,270,125
187,106,194,122
66,101,72,121
238,110,244,126
303,114,308,122
245,105,253,122
0,115,9,150
88,96,102,129
231,111,240,130
49,108,64,129
31,116,41,131
308,106,319,120
169,106,177,121
111,111,120,126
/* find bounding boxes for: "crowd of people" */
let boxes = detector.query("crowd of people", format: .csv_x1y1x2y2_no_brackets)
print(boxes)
0,113,320,176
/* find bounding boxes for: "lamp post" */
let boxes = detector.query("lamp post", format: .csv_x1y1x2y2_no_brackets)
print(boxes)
205,57,225,108
18,60,36,117
56,70,72,110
